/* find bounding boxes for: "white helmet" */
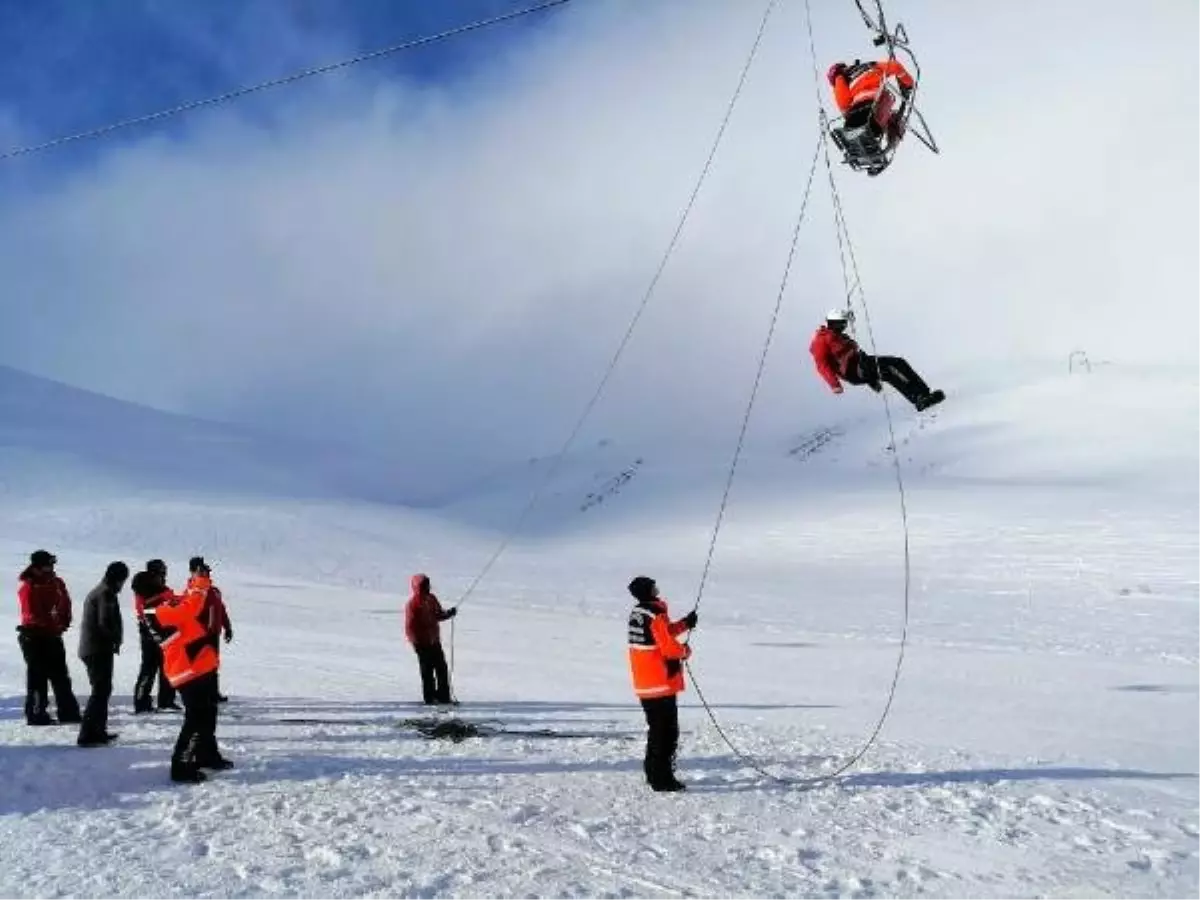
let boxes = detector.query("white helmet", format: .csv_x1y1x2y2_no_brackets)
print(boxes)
826,307,854,323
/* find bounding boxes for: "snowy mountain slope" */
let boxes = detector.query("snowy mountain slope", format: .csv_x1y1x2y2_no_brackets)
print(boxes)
0,361,1195,898
0,364,425,507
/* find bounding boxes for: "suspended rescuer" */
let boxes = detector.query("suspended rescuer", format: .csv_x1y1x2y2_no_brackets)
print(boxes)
77,561,128,747
828,58,914,149
626,576,697,793
16,550,81,725
132,559,178,712
145,557,231,783
404,573,458,705
190,557,233,703
810,308,944,411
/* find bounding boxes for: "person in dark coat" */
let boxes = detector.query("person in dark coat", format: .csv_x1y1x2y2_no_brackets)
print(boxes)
403,573,457,704
16,550,81,725
132,559,178,712
77,562,128,746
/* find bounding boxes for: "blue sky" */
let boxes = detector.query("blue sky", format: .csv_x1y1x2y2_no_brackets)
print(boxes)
0,0,562,171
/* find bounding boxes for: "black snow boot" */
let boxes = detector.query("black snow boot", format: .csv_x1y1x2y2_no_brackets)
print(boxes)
170,761,207,784
915,389,945,411
650,778,687,793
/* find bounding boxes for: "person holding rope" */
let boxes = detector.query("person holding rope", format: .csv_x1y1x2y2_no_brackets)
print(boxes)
404,574,458,705
810,308,944,411
626,576,697,793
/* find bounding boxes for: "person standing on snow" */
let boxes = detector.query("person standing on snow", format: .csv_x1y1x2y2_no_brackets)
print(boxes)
190,557,233,703
77,561,128,747
145,557,231,783
626,576,697,792
404,574,457,705
810,308,944,411
16,550,82,726
132,559,178,713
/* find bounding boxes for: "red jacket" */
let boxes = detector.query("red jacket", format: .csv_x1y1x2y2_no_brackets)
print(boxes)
209,585,232,639
17,567,71,635
404,574,450,646
809,325,861,392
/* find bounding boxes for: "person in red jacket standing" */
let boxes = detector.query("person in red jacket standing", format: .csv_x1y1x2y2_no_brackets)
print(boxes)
16,550,81,725
404,574,457,705
810,308,944,411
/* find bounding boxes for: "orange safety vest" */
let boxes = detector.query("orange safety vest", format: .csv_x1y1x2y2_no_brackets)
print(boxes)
152,574,220,688
832,59,914,113
627,599,690,699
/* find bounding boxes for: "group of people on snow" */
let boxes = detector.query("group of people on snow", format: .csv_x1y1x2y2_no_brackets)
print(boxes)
15,550,233,783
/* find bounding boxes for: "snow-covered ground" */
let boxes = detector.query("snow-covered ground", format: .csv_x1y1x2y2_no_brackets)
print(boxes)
0,363,1195,898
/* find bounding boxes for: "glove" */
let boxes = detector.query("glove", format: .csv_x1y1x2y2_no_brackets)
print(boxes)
446,607,458,619
224,629,233,644
683,610,698,630
665,659,681,678
869,380,882,392
900,83,913,99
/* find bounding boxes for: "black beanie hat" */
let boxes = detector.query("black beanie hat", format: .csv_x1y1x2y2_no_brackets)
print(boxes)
104,561,130,584
628,576,657,602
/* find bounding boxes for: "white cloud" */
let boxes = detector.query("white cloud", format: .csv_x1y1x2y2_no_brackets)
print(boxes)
0,0,1194,485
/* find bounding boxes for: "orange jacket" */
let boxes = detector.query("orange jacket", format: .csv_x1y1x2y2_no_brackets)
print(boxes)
627,598,691,699
151,574,220,688
832,59,914,113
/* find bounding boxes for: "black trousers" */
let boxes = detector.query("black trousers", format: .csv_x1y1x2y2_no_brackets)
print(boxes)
849,353,931,407
414,643,451,704
17,630,80,723
173,673,220,767
640,696,680,786
134,627,176,710
81,653,114,738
